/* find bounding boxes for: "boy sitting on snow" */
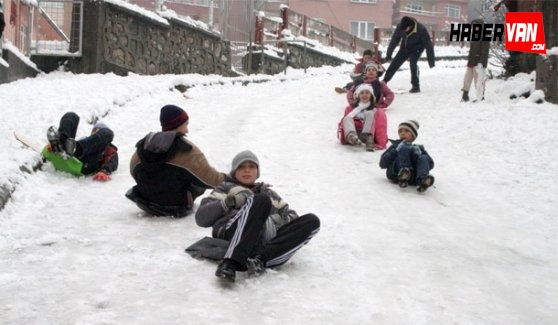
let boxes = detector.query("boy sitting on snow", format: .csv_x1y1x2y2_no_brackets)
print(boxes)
379,120,435,192
195,150,320,283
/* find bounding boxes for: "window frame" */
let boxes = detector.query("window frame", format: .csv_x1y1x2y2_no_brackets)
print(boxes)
350,20,376,41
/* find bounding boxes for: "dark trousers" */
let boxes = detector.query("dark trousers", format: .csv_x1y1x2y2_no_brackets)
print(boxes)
222,193,320,270
383,50,422,88
389,145,433,185
59,112,113,174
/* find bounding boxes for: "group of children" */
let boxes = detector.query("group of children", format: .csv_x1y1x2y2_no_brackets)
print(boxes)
45,105,320,284
337,49,436,192
337,60,394,151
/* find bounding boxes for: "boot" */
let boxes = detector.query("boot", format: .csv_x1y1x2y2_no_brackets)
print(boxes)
334,86,347,94
47,126,62,152
246,256,265,276
397,167,412,188
365,135,375,151
461,90,469,102
417,175,435,192
215,259,237,283
346,132,361,146
409,86,421,93
63,138,77,157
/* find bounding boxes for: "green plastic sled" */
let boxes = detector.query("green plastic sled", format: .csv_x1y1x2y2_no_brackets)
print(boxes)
41,146,84,177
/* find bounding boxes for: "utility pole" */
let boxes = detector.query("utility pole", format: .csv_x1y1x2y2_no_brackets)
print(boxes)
208,0,214,28
155,0,163,11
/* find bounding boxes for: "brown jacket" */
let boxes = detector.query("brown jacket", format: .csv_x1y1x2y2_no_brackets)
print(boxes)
130,131,225,209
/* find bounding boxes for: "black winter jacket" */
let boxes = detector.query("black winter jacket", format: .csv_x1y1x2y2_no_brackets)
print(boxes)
130,132,225,209
387,19,435,67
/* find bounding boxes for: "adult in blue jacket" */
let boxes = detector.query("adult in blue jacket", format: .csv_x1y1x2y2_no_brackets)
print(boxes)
383,16,435,93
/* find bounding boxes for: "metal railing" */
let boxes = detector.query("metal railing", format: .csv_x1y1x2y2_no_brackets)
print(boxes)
29,0,83,56
230,39,311,75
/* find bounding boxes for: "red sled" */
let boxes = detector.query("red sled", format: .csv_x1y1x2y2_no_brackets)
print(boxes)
337,105,388,149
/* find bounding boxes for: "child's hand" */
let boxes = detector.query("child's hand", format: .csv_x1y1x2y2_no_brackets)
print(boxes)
93,171,111,182
224,190,252,209
396,141,410,152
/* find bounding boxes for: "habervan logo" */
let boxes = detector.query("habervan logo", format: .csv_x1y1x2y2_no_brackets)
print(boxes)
449,12,546,55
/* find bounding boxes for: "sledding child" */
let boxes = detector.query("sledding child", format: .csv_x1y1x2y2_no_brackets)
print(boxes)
347,62,394,109
195,150,320,283
335,49,384,94
338,83,386,151
127,104,226,218
346,62,393,149
46,112,118,181
379,120,435,192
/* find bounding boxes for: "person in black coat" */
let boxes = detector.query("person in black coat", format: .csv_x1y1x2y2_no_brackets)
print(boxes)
1,3,6,40
383,16,435,93
127,105,226,218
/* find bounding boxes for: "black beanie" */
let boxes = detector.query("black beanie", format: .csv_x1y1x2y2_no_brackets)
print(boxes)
400,16,415,30
160,105,189,131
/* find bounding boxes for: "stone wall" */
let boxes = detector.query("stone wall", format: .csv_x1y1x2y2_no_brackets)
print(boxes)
69,1,234,76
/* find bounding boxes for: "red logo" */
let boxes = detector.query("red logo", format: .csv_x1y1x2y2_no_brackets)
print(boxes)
505,12,546,54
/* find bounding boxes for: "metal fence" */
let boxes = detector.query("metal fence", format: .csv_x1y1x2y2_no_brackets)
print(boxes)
29,0,83,56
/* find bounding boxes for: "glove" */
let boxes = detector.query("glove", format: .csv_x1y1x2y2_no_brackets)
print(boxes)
396,141,410,152
224,191,251,209
92,171,111,182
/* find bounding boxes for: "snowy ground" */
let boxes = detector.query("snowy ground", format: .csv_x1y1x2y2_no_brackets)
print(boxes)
0,60,557,324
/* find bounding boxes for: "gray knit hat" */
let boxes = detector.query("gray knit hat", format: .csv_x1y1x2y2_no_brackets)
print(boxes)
230,150,260,178
398,120,419,140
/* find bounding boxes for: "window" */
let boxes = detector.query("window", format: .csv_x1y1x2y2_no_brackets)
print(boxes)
407,2,423,13
172,0,218,7
351,0,378,3
350,21,375,40
445,4,460,18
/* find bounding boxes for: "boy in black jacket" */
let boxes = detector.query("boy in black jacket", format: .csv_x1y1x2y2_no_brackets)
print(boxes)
379,120,435,192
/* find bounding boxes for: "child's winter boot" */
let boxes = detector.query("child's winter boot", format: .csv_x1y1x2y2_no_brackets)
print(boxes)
215,259,237,283
397,167,411,188
365,135,375,151
417,175,435,192
346,132,361,146
247,256,265,276
47,126,62,152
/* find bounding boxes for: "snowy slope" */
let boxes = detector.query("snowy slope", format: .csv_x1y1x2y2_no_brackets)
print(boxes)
0,61,557,325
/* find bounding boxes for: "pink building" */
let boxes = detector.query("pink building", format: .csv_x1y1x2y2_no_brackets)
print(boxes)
287,0,393,41
392,0,469,30
288,0,469,33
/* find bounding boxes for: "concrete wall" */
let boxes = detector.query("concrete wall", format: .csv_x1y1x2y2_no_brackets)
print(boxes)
0,48,40,84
